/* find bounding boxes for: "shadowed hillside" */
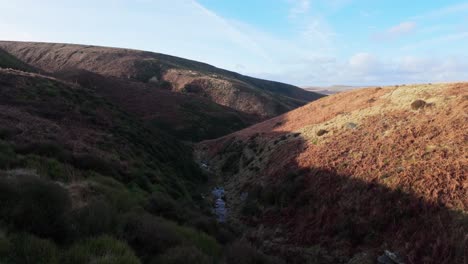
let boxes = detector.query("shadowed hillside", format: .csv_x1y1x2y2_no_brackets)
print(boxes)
0,41,324,119
54,69,256,141
0,48,37,72
196,83,468,263
0,68,293,263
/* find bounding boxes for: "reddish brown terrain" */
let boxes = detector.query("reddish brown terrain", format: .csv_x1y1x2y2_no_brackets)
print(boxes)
0,41,324,120
197,83,468,263
54,69,256,141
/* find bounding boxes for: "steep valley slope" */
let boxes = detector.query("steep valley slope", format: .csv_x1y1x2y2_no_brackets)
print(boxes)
0,45,299,263
196,83,468,263
0,41,324,120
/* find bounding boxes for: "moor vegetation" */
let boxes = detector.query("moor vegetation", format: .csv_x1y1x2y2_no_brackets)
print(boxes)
197,83,468,264
0,68,281,263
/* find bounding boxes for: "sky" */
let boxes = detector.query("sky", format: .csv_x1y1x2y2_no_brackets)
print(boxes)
1,0,468,86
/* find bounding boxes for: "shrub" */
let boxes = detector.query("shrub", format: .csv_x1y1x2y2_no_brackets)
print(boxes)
1,176,72,241
7,234,59,264
171,222,222,258
0,141,16,169
0,127,20,140
154,246,211,264
159,80,173,90
411,99,427,110
120,213,183,259
72,154,119,177
225,242,285,264
146,192,178,217
14,141,71,162
62,235,140,264
19,155,69,182
316,129,329,136
89,176,138,213
72,199,116,238
241,198,262,217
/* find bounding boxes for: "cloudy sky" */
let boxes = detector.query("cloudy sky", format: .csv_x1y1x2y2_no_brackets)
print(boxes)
1,0,468,86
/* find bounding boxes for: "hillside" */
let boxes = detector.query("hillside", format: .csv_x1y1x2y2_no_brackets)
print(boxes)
54,69,256,141
0,48,37,72
0,41,324,119
304,85,363,95
0,68,291,263
196,83,468,263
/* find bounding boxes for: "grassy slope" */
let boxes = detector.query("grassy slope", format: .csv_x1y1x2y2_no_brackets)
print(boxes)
0,68,224,263
0,48,37,72
196,83,468,263
54,69,256,141
0,41,324,119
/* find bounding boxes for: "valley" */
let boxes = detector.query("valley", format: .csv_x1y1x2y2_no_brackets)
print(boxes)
0,42,466,264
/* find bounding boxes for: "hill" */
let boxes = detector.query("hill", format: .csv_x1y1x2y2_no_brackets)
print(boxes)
0,41,324,119
0,68,289,263
54,69,256,141
0,48,37,72
196,83,468,263
304,85,362,95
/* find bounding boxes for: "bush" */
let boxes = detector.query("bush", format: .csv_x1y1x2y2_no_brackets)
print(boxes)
7,234,59,264
62,235,140,264
316,129,329,136
89,176,139,213
225,242,285,264
72,154,119,177
0,141,16,169
146,192,178,217
19,155,69,182
120,213,183,259
154,246,211,264
72,199,116,238
172,222,222,259
0,176,72,241
411,99,427,110
14,141,71,162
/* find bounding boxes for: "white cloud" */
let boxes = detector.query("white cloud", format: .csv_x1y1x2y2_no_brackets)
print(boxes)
401,31,468,51
373,21,416,40
388,22,416,35
288,0,311,17
412,2,468,20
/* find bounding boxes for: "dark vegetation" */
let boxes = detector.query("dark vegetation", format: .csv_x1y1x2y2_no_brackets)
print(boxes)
0,41,325,121
0,68,283,263
211,124,467,263
54,69,254,141
0,49,37,72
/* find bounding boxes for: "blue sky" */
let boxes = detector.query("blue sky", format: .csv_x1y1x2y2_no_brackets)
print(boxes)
1,0,468,86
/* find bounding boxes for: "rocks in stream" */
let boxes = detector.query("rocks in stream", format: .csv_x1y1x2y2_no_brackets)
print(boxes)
212,187,227,222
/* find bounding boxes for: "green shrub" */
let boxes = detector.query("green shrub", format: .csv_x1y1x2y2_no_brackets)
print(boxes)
19,155,69,182
72,154,119,177
89,176,138,213
13,177,71,238
62,235,140,264
146,192,180,219
120,213,183,259
72,199,116,238
7,234,59,264
0,141,16,169
14,141,71,162
225,242,285,264
0,176,72,241
154,245,211,264
170,222,222,259
411,99,427,110
241,198,262,217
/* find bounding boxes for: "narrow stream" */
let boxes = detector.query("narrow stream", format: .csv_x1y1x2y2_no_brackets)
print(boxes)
212,187,227,222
